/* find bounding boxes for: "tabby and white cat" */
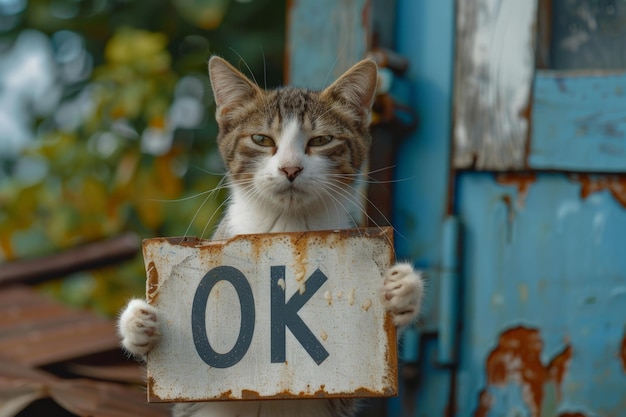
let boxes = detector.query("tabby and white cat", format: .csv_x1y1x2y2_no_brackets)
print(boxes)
118,56,424,417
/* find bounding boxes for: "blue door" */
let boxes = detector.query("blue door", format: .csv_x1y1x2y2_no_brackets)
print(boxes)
395,0,626,416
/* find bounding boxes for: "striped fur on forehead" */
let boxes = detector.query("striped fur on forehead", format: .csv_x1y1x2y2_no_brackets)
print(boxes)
208,57,378,182
217,86,372,177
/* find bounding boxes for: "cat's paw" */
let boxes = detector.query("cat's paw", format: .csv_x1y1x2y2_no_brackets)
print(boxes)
381,263,424,328
117,299,160,357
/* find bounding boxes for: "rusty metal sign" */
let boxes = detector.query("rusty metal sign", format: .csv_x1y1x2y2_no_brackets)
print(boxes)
142,227,397,402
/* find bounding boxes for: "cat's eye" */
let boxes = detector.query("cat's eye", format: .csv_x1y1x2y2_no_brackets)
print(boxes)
308,135,333,147
251,134,275,147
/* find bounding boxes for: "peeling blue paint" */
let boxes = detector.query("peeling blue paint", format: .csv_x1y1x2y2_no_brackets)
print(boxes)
456,173,626,417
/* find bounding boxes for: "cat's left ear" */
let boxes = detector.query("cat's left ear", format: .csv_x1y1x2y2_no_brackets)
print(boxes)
321,59,378,124
208,56,262,125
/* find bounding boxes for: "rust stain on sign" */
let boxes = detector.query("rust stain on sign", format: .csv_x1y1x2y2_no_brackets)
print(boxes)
146,261,159,304
142,228,397,402
474,326,573,417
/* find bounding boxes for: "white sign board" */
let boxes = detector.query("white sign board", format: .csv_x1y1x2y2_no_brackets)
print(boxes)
143,227,397,402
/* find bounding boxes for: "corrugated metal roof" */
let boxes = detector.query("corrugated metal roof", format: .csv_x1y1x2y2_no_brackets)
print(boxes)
0,285,168,417
0,358,170,417
0,286,120,367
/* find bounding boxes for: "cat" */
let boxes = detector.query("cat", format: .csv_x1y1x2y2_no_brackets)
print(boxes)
118,56,424,417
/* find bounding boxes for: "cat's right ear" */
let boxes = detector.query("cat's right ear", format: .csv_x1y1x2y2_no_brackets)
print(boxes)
321,59,378,126
208,56,261,124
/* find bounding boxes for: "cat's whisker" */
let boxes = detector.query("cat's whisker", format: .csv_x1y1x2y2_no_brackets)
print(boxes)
148,173,229,204
225,49,274,127
260,44,267,90
230,49,259,88
317,185,361,230
311,186,341,227
323,178,407,250
199,193,234,240
325,166,414,185
322,45,346,87
361,165,397,176
183,173,259,239
322,179,391,231
184,190,215,239
327,199,394,254
148,189,221,203
189,164,228,177
322,188,369,228
324,179,386,224
309,177,365,224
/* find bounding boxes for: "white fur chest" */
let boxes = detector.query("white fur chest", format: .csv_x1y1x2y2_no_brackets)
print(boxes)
221,187,354,237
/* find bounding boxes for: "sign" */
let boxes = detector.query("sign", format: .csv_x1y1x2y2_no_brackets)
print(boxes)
143,228,397,402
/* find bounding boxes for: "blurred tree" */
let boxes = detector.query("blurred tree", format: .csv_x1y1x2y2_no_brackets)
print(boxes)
0,0,285,315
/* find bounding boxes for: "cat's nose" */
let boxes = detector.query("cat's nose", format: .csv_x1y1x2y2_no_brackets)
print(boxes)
280,166,303,182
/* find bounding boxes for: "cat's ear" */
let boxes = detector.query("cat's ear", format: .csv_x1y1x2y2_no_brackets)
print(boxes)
321,59,378,123
208,56,261,123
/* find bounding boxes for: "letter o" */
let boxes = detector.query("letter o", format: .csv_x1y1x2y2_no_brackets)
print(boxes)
191,266,255,368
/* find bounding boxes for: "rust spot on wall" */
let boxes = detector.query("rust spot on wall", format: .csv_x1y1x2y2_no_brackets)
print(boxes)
496,173,537,208
474,389,493,417
572,174,626,209
500,194,515,227
548,344,573,387
621,333,626,372
474,326,573,417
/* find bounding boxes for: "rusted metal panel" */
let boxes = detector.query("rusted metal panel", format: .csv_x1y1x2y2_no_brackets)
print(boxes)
453,0,538,170
474,326,573,417
144,228,397,402
456,173,626,417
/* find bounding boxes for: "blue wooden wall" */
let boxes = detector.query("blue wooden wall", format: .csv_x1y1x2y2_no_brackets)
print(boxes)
456,173,626,417
287,1,626,416
530,72,626,172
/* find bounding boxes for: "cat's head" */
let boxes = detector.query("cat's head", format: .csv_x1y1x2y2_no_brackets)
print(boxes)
208,56,377,217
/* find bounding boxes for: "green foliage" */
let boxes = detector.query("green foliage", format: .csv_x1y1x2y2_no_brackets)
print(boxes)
0,0,285,315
